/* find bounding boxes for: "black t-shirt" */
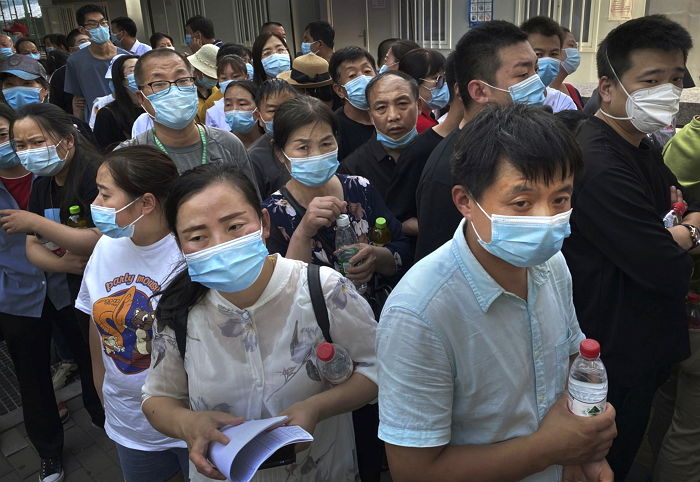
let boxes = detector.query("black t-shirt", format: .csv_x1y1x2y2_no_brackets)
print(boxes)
93,101,142,151
49,65,73,115
248,134,290,200
414,128,463,261
562,116,694,384
335,107,375,161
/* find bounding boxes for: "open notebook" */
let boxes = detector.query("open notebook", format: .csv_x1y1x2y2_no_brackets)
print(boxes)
208,416,314,482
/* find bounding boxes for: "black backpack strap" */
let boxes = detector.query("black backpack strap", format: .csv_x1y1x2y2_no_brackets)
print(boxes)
307,263,332,343
280,185,306,218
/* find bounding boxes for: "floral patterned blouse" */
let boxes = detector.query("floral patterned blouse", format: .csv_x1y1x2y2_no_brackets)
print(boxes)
143,255,378,482
262,174,413,277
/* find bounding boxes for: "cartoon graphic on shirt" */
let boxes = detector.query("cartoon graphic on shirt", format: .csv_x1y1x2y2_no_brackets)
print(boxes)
93,285,155,374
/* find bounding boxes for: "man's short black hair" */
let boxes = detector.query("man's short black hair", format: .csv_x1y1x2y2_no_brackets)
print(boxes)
217,43,251,62
305,20,335,49
66,29,83,48
76,4,106,26
520,16,564,45
454,20,528,109
452,103,582,201
260,21,283,34
43,34,68,50
365,70,419,104
377,37,399,64
597,14,692,83
111,17,137,37
329,46,376,84
134,48,190,87
255,78,298,106
186,15,215,39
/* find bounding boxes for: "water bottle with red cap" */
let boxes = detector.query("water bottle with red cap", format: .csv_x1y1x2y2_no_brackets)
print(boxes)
315,342,353,384
567,339,608,417
663,202,687,228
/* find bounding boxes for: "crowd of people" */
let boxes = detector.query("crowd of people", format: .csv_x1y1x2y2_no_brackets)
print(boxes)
0,3,697,482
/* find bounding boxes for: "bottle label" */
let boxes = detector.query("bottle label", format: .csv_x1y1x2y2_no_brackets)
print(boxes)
568,394,606,417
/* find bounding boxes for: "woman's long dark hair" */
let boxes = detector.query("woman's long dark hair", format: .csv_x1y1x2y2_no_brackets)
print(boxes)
104,55,141,144
155,163,261,356
251,32,290,86
11,103,101,223
101,145,178,202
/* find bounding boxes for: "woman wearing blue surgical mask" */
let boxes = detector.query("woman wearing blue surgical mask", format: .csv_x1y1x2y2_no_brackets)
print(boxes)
80,146,189,482
204,54,249,130
398,48,446,133
251,32,291,86
15,38,40,60
142,161,378,482
222,80,263,148
549,27,584,110
93,55,140,150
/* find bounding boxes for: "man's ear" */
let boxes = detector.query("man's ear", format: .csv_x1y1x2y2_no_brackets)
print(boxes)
452,184,474,221
467,79,490,106
598,76,615,104
332,83,346,100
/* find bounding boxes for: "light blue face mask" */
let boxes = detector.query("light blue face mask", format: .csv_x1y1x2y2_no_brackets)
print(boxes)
301,41,317,55
225,109,256,134
561,48,581,75
219,80,233,94
537,57,560,86
78,41,91,50
245,63,254,80
184,34,192,45
285,148,339,187
0,47,13,59
196,76,217,89
472,201,572,267
45,47,55,54
108,80,115,94
343,75,373,110
145,85,199,130
263,120,274,136
89,25,111,45
27,53,40,60
482,74,546,106
376,127,418,150
127,73,138,92
185,227,269,292
0,140,20,169
378,64,390,74
262,53,291,78
427,82,450,109
17,140,66,177
3,86,42,110
90,197,143,239
110,33,120,46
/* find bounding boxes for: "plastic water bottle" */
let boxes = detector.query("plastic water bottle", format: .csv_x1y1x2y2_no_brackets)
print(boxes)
315,342,353,384
687,293,700,330
567,339,608,417
663,202,686,228
67,205,87,228
335,214,367,294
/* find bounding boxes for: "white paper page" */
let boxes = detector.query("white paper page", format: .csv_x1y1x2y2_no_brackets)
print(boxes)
230,425,314,482
208,416,288,481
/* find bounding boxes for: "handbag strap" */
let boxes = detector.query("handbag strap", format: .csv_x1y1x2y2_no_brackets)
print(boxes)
307,263,332,343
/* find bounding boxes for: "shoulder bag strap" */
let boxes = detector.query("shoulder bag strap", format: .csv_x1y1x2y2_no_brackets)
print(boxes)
307,263,332,343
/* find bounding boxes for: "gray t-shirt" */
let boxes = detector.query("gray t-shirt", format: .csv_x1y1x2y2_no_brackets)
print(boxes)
117,125,260,199
64,46,129,118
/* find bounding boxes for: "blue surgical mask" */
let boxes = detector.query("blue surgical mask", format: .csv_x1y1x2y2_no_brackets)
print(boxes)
0,47,13,59
225,109,256,134
301,41,317,55
482,74,546,106
378,64,389,74
45,47,55,54
184,34,192,45
0,140,20,169
376,127,417,150
27,53,40,60
561,48,580,75
185,227,269,292
245,63,254,80
343,75,373,110
89,25,111,45
219,80,233,94
3,86,42,110
537,57,560,86
285,148,339,187
90,197,143,238
196,76,217,89
108,80,115,94
127,73,138,92
263,120,274,136
78,41,91,50
145,85,199,130
472,201,572,267
262,53,290,78
427,82,450,109
110,33,120,44
17,140,66,177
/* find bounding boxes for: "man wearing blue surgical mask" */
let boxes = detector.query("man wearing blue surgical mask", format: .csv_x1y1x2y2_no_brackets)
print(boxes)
548,28,584,109
301,21,335,63
116,48,258,193
0,34,15,60
329,46,377,160
65,4,128,121
520,16,576,113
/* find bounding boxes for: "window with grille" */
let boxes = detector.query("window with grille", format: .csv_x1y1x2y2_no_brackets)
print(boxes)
517,0,597,46
230,0,268,46
398,0,451,49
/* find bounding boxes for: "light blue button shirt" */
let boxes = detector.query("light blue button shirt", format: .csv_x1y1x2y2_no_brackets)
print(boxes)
377,219,584,481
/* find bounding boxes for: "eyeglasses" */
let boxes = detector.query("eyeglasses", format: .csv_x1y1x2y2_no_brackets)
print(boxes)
82,19,110,29
420,75,445,89
146,77,196,94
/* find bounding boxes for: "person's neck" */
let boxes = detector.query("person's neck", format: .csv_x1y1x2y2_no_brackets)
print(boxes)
53,150,75,186
460,104,483,129
287,176,342,207
197,86,211,99
154,122,200,147
120,36,136,52
594,109,646,147
317,48,333,63
385,145,402,162
219,255,276,309
464,221,528,300
0,165,29,178
236,129,262,149
130,215,170,247
549,69,568,91
343,102,372,125
434,101,464,137
88,41,116,58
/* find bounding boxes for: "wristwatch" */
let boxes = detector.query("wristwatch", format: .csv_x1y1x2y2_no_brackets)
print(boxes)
681,223,700,250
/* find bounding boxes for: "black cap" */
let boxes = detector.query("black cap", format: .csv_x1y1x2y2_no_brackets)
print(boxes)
0,54,47,81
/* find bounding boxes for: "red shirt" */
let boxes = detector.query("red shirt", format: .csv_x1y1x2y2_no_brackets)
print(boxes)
416,110,438,133
1,172,32,210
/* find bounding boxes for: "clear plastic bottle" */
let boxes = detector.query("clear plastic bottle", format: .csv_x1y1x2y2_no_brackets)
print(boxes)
36,235,65,257
370,217,391,247
335,214,367,294
663,202,687,228
315,342,353,384
67,205,87,228
567,339,608,417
